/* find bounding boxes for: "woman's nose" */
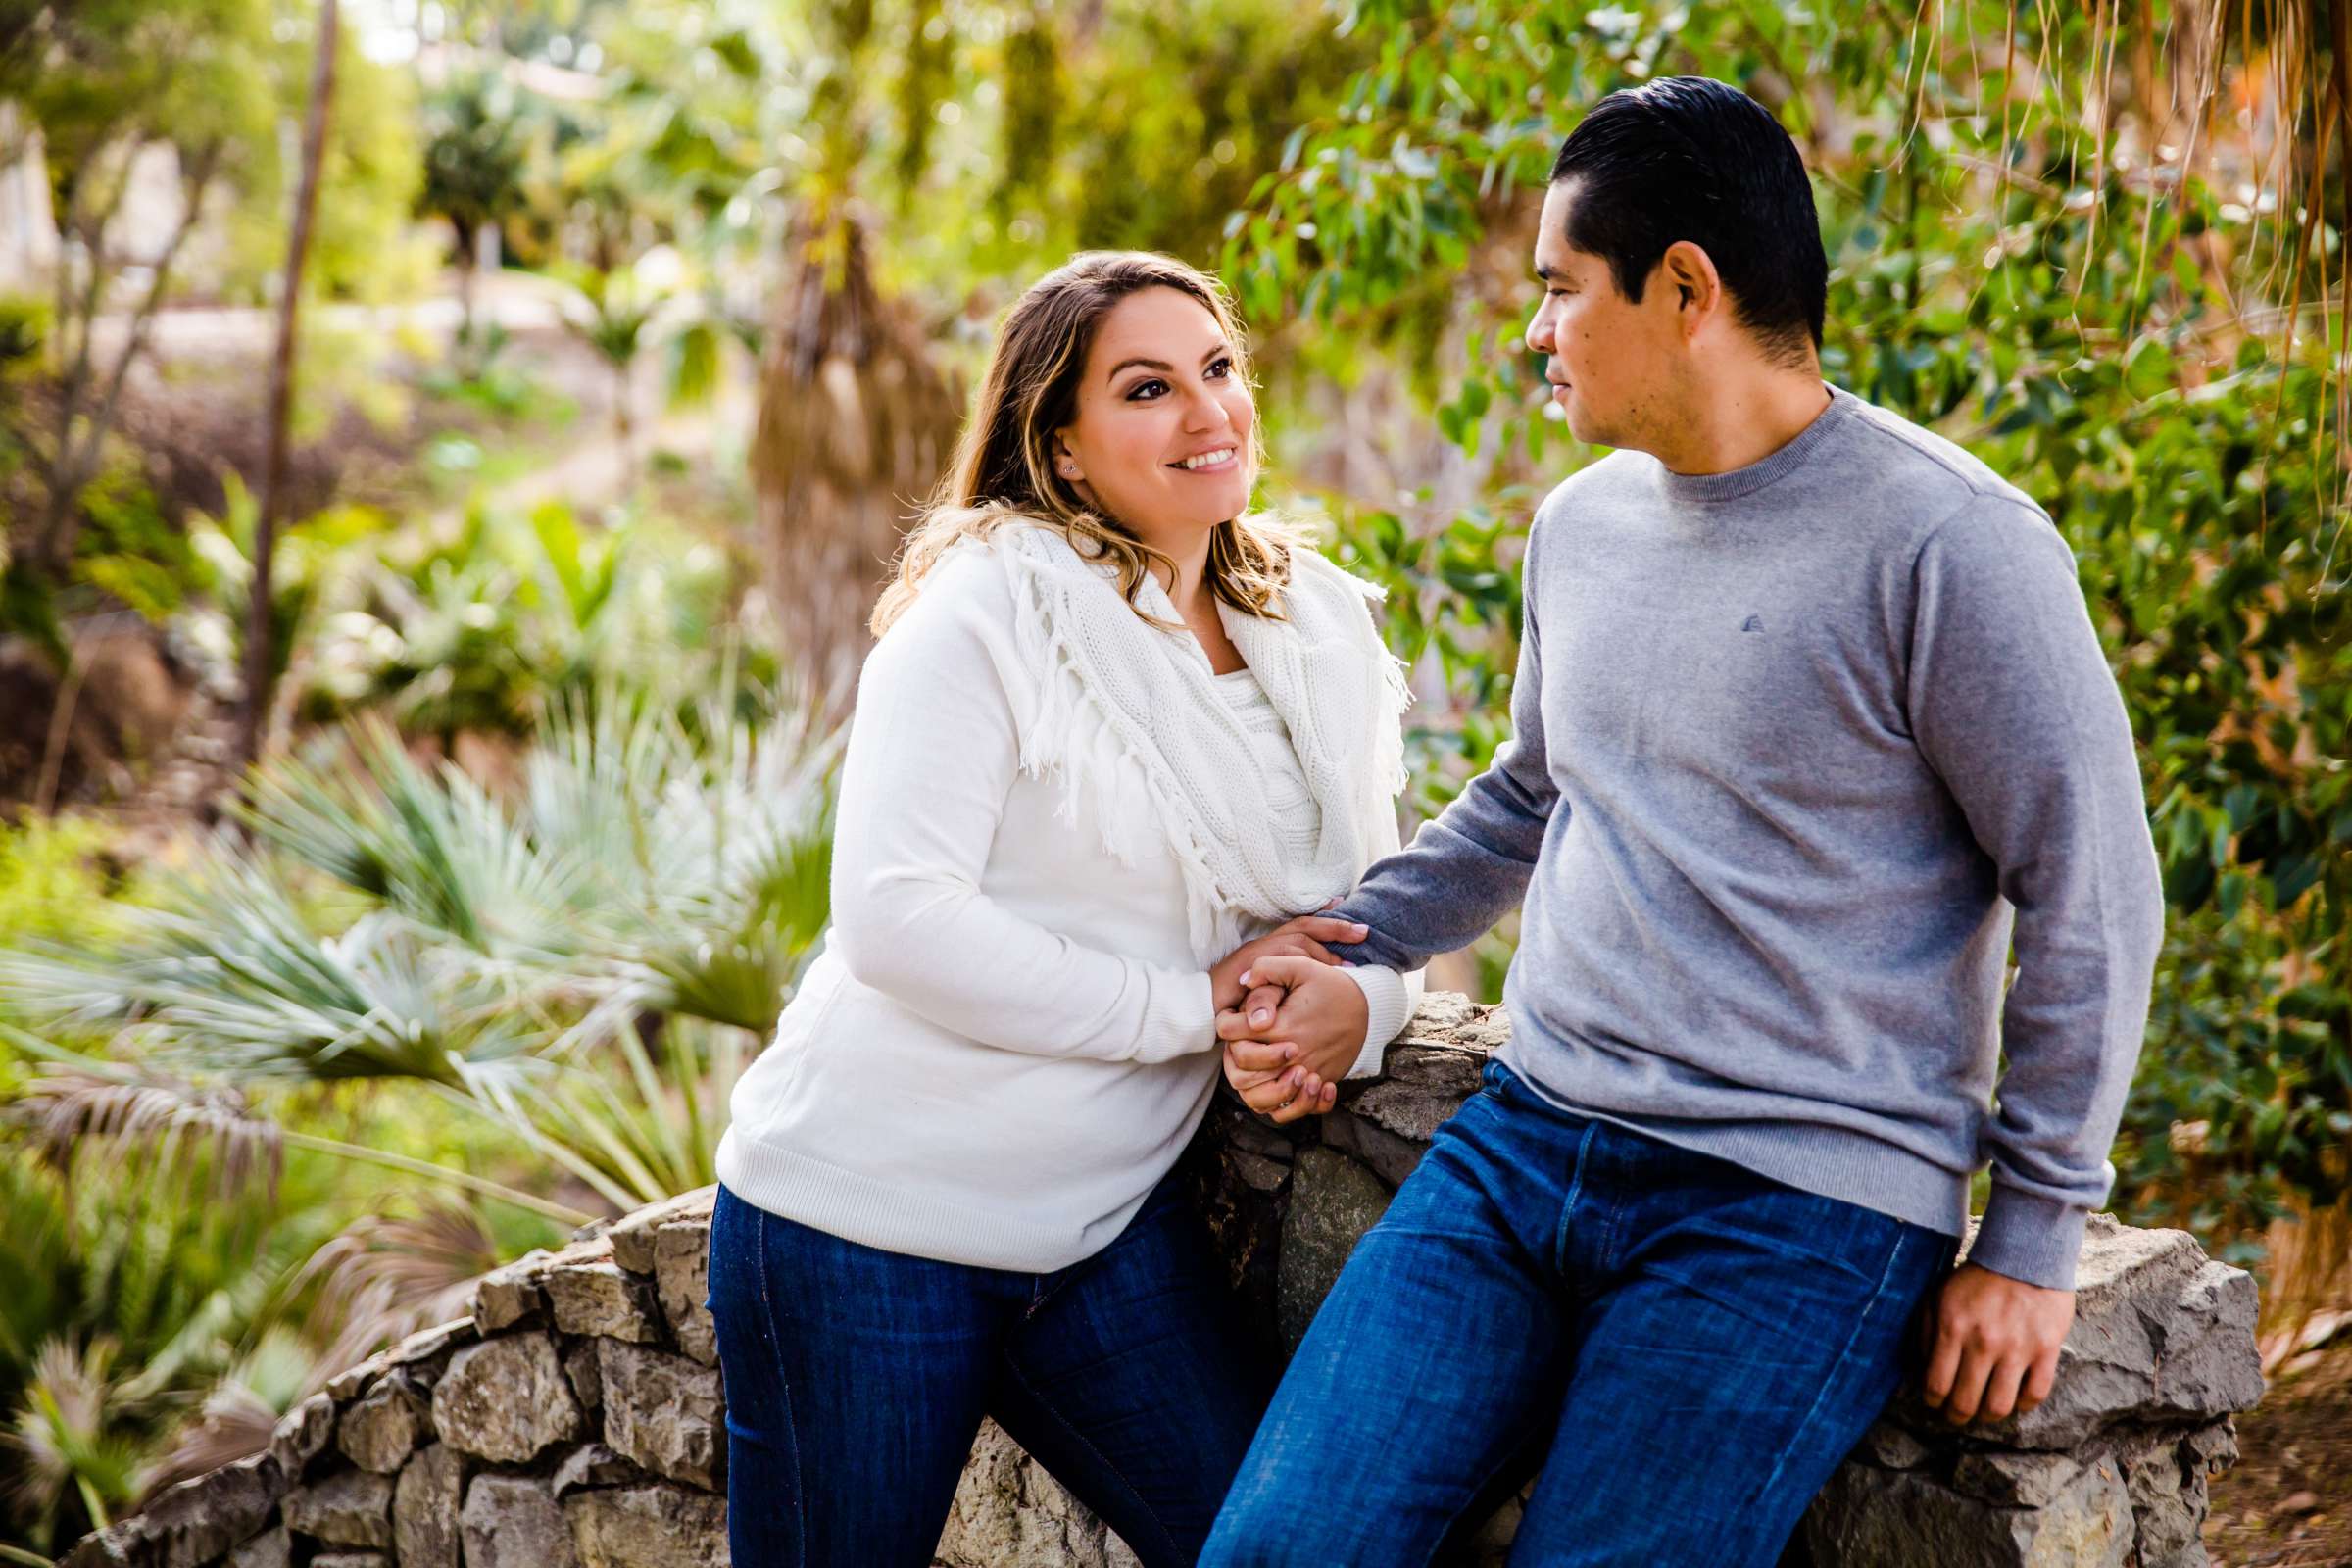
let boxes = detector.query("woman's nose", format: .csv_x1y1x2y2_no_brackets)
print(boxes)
1183,387,1235,431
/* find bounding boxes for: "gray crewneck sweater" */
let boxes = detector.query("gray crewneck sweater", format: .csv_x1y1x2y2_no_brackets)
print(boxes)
1334,385,2164,1292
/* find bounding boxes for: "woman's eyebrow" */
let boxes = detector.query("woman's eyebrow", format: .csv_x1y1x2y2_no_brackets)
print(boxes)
1104,343,1234,383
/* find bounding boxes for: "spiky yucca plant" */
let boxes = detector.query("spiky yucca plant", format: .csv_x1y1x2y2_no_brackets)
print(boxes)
2,673,840,1214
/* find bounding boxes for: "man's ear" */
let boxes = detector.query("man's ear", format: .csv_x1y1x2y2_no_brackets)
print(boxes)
1658,240,1723,332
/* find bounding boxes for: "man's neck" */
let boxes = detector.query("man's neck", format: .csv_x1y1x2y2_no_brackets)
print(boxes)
1649,364,1833,477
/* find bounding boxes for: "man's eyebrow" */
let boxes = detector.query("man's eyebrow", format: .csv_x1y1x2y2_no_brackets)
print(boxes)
1104,343,1233,383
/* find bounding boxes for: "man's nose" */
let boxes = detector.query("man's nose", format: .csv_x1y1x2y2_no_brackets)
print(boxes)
1525,305,1554,356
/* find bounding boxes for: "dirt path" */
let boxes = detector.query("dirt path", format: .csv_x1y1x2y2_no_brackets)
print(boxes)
2208,1338,2352,1567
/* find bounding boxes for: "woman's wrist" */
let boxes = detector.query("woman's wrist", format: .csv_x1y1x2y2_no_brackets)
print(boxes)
1337,964,1408,1078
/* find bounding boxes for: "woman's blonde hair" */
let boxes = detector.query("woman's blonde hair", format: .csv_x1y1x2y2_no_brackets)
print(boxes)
871,251,1298,636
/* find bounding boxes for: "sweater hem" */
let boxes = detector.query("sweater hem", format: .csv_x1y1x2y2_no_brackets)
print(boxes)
1495,1049,1973,1238
714,1131,1113,1274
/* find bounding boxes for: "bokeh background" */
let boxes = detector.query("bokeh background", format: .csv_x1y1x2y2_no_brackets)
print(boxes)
0,1,2347,1558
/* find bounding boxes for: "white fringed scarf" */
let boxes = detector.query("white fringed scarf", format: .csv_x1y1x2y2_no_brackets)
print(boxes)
986,522,1410,965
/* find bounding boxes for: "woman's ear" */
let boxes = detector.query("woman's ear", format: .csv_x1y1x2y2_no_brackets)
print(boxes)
1051,431,1085,483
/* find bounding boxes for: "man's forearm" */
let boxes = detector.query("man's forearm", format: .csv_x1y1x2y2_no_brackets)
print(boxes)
1335,760,1551,969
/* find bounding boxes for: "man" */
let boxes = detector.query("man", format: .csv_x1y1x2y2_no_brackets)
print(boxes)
1200,76,2165,1566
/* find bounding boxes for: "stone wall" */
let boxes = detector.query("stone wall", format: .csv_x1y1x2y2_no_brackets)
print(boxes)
64,994,2265,1568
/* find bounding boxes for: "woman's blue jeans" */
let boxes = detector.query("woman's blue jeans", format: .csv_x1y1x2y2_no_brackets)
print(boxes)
708,1172,1270,1568
1201,1060,1958,1568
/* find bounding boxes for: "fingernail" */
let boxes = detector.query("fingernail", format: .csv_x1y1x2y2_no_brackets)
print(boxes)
1284,1045,1298,1061
1348,924,1368,937
1251,1009,1270,1026
1238,970,1252,987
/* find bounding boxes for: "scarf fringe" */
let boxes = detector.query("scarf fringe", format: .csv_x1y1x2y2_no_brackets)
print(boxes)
1002,546,1239,958
987,525,1405,966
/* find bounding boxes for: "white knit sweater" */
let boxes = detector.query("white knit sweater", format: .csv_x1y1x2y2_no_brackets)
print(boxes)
714,536,1422,1272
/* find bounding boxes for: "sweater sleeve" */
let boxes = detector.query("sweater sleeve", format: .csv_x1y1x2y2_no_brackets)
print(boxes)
1337,786,1426,1079
825,561,1217,1065
1332,515,1558,970
1908,496,2166,1292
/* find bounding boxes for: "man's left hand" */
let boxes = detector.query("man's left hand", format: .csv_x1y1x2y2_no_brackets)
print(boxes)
1921,1262,2074,1424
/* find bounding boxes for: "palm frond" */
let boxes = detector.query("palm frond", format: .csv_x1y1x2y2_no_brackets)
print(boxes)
5,1054,283,1202
292,1200,496,1384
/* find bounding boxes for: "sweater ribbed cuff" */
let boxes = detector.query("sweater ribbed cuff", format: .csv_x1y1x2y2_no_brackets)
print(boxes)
1136,969,1219,1063
1339,965,1409,1079
1968,1182,2090,1292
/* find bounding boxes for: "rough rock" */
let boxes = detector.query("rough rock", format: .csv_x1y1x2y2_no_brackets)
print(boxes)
468,1251,552,1332
268,1394,335,1482
545,1259,662,1343
550,1443,652,1499
1803,1456,2133,1567
431,1333,583,1464
1275,1147,1391,1350
653,1218,717,1366
1226,1148,1291,1192
935,1420,1136,1568
607,1188,714,1275
224,1524,289,1568
338,1371,431,1473
562,1484,729,1568
61,1453,284,1568
310,1555,393,1568
1926,1218,2265,1450
284,1468,395,1549
1223,1114,1295,1165
1316,1105,1425,1189
461,1475,581,1568
596,1340,724,1489
383,1317,476,1384
563,1339,603,1413
1952,1450,2088,1509
325,1354,391,1403
392,1442,463,1568
1857,1420,1931,1471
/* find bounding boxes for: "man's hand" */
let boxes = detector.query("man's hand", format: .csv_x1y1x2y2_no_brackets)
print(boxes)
1216,955,1368,1123
1208,905,1367,1014
1921,1262,2075,1425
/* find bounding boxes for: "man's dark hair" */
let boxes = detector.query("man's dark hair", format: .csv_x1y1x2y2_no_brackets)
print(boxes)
1547,76,1825,365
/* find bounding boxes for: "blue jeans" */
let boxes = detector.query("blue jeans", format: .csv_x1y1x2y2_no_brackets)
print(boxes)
708,1173,1271,1568
1201,1061,1957,1568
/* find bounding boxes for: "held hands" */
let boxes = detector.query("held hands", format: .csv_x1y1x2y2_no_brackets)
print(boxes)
1207,905,1369,1015
1216,954,1368,1125
1920,1262,2076,1425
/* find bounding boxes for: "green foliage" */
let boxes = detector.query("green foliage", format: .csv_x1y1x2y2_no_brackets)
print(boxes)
1234,1,2351,1231
0,815,154,957
417,71,532,262
285,500,737,737
2,673,840,1212
0,1132,346,1554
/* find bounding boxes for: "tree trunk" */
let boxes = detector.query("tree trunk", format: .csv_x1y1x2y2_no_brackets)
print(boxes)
750,205,960,687
238,0,338,778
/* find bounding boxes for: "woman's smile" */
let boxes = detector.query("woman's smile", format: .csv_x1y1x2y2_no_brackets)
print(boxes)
1171,446,1240,473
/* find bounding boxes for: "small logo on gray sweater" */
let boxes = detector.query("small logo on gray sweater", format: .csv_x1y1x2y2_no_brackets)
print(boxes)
1740,614,1765,632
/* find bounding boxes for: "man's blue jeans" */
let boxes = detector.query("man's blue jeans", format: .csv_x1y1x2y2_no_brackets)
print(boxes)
708,1172,1270,1568
1201,1061,1957,1568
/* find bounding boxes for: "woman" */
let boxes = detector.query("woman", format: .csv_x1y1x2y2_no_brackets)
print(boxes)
708,250,1423,1567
